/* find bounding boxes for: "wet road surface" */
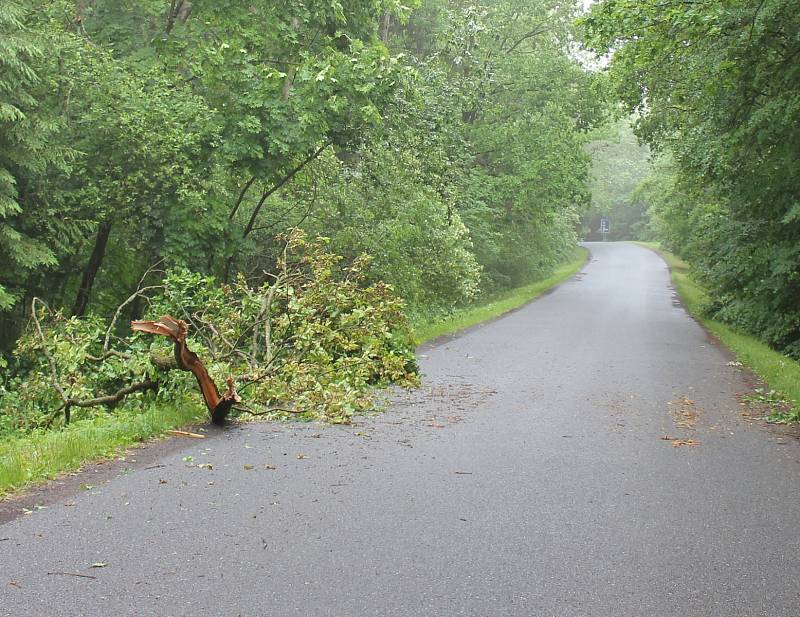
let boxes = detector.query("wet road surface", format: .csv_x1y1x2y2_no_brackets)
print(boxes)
2,242,799,616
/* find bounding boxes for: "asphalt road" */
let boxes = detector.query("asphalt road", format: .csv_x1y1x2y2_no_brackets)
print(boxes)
2,242,799,617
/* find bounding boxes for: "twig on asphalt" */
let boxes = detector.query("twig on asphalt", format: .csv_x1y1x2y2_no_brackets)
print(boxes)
167,430,206,438
47,572,97,580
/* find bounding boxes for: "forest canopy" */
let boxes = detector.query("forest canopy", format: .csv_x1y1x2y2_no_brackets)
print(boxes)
0,0,602,432
1,0,601,333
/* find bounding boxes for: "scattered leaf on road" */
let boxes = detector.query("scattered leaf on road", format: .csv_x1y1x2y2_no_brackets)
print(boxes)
671,438,700,448
669,396,699,429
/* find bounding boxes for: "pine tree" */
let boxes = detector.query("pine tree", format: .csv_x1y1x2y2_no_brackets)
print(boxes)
0,1,65,310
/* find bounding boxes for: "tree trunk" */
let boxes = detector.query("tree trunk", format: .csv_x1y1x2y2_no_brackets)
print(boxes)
165,0,192,36
131,315,240,424
128,292,145,323
280,18,300,101
379,12,391,43
72,219,112,317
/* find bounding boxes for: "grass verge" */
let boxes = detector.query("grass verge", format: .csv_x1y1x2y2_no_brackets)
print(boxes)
412,246,588,345
0,400,205,498
636,241,800,421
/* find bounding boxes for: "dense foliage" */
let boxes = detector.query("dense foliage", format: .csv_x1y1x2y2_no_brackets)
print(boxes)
0,1,71,312
1,0,603,432
1,232,417,435
582,0,800,358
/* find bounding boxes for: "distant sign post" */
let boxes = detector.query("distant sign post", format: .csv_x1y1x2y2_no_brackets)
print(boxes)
600,218,610,242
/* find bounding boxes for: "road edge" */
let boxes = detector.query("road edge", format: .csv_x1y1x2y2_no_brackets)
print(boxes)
417,245,590,351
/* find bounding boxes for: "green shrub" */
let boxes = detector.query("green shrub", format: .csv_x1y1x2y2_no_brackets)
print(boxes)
0,231,418,435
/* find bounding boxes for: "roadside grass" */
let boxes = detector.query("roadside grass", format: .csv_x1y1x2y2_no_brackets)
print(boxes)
412,246,588,345
636,242,800,422
0,399,205,497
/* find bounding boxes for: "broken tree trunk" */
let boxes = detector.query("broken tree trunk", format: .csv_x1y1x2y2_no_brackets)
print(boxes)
131,315,240,425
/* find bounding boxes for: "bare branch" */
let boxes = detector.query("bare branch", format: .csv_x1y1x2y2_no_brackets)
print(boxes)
229,176,257,221
104,283,164,353
66,380,159,408
241,142,331,239
30,298,69,407
504,25,553,54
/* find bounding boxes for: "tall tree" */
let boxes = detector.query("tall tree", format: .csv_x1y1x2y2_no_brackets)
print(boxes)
423,0,605,289
0,1,69,311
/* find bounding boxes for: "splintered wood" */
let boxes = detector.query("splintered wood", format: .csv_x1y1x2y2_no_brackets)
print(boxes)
132,315,240,424
167,430,206,439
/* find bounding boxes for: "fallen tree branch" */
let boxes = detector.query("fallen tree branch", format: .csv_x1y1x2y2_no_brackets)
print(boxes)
65,380,159,409
30,298,162,425
150,353,178,371
30,298,69,408
103,280,164,353
132,315,241,424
